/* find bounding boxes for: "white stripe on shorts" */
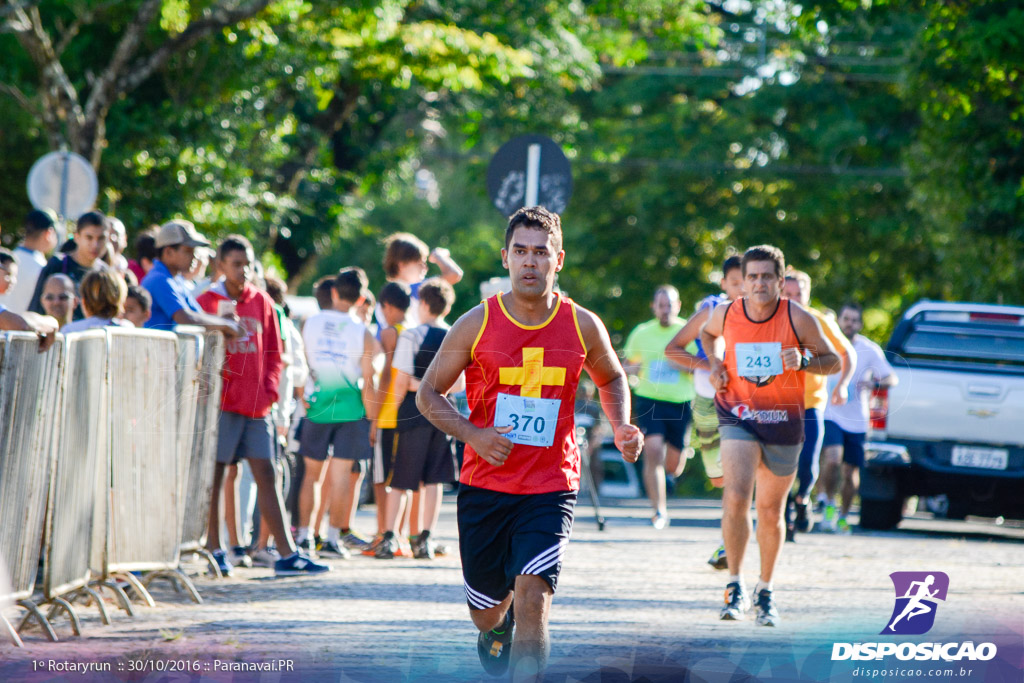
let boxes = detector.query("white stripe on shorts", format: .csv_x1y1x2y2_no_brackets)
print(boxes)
465,581,500,610
372,429,384,484
520,540,567,576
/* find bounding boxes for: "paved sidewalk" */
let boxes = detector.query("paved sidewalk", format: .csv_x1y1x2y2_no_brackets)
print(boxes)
2,496,1021,682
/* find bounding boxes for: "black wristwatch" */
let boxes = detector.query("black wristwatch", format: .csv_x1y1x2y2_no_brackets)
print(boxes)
799,354,810,371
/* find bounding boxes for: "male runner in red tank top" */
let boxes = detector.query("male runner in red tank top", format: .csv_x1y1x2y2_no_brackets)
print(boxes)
700,245,840,626
417,207,643,679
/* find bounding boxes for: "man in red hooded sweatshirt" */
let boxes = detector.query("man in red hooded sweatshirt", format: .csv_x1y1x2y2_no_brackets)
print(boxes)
198,235,328,577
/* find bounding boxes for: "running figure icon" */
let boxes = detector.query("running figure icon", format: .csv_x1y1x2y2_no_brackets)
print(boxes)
887,574,939,632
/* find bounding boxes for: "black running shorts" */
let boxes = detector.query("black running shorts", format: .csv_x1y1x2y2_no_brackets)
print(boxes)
634,395,693,451
388,423,455,491
457,485,577,610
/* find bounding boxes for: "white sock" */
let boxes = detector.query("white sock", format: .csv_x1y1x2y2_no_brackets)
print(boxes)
728,574,742,586
816,493,828,504
327,526,340,544
755,579,773,594
295,527,310,544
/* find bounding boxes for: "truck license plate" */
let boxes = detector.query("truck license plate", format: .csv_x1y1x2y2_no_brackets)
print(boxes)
951,446,1009,470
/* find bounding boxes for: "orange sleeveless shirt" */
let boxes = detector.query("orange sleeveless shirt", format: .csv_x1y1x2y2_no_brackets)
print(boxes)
715,298,806,445
461,294,587,494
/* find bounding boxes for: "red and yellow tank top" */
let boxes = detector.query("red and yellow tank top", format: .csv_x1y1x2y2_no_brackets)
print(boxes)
715,298,806,445
376,322,405,429
462,293,588,494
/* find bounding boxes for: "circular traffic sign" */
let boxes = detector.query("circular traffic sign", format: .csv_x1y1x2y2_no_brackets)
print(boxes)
26,151,98,220
487,134,572,216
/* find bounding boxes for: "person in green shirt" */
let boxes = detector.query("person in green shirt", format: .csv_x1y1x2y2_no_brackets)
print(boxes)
623,285,696,528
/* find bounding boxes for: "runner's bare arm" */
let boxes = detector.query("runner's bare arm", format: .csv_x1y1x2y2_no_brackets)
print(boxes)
664,306,711,371
361,329,379,423
786,304,841,375
699,304,729,392
820,314,858,405
429,247,464,285
576,307,643,463
417,305,513,466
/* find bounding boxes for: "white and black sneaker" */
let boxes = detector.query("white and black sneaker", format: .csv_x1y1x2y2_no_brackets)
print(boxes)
320,540,351,559
720,582,750,620
754,588,780,626
274,552,330,577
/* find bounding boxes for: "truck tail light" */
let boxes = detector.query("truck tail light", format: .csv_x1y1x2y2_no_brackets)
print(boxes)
869,386,889,435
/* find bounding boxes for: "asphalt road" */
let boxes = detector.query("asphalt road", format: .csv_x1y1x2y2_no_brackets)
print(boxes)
1,496,1021,682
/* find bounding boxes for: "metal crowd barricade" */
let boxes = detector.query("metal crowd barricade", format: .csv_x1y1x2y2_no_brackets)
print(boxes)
36,331,134,638
100,328,201,604
177,330,224,576
0,333,65,646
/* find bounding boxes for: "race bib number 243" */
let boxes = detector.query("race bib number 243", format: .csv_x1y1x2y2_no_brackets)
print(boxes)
494,393,561,447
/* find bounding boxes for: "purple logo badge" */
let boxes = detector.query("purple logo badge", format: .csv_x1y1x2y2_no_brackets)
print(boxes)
882,571,949,635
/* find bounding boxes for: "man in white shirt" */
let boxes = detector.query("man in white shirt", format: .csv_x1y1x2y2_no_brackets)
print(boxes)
0,210,58,312
820,302,898,532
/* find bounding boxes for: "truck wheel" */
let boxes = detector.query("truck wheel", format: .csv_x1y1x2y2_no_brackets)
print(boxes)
859,497,904,530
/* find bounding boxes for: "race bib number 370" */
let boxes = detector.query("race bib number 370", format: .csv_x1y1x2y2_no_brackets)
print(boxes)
494,393,561,447
735,342,783,378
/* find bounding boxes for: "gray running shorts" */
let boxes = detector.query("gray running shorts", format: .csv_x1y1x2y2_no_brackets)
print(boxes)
719,425,801,477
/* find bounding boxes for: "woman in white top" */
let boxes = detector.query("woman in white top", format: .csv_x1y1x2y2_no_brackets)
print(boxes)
60,269,134,334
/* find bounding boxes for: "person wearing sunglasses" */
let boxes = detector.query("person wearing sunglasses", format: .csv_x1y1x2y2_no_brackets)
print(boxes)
39,274,78,329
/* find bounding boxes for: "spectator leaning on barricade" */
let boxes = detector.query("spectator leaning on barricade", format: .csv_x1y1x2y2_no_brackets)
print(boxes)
39,274,78,329
0,209,58,312
140,220,243,338
0,249,18,299
122,285,152,328
0,301,58,351
60,270,133,333
28,211,111,321
197,235,330,578
377,278,458,560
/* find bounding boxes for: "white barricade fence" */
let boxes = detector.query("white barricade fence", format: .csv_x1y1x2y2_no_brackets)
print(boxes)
177,331,224,575
39,331,116,634
0,333,65,645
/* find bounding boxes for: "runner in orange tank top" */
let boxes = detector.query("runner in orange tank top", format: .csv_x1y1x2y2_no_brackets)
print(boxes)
415,207,643,678
700,245,841,627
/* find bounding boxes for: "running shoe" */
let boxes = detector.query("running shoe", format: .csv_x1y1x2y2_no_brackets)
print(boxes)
707,545,728,571
477,609,515,676
375,531,399,559
821,504,838,533
320,540,351,559
340,530,371,550
251,546,281,568
814,498,827,516
362,533,385,556
720,582,750,620
210,549,233,577
413,530,436,559
754,588,780,626
274,552,331,577
230,546,253,569
837,517,852,535
297,537,314,554
795,501,814,533
652,513,668,530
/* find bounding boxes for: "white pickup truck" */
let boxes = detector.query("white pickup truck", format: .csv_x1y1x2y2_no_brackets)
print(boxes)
859,301,1024,530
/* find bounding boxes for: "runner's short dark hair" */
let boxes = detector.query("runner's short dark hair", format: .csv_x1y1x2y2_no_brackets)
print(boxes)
24,209,55,237
383,233,429,278
418,277,455,317
379,281,412,311
218,234,253,260
839,301,863,317
314,276,334,310
505,206,563,253
126,285,152,313
722,255,742,276
741,244,785,279
135,230,158,263
76,211,108,233
335,266,369,304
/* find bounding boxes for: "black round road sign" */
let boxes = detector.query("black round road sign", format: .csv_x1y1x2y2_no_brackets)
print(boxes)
486,134,573,216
